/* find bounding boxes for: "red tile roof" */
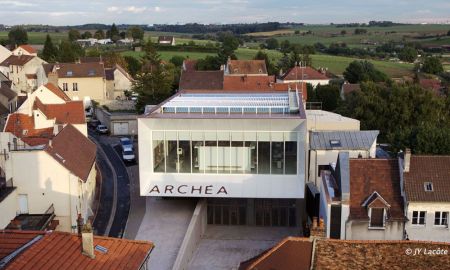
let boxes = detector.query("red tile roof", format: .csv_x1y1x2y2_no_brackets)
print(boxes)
4,113,54,146
45,124,96,181
43,83,71,101
183,59,198,71
404,155,450,202
227,60,267,75
18,45,37,54
179,70,224,90
43,62,105,78
223,75,276,90
239,237,312,270
0,55,34,67
280,66,329,81
0,230,45,261
3,230,153,270
33,98,85,124
349,159,405,221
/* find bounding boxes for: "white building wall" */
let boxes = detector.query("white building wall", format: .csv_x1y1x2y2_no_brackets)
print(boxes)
0,45,11,63
405,202,450,242
281,79,330,88
346,220,404,240
139,117,307,199
0,188,18,229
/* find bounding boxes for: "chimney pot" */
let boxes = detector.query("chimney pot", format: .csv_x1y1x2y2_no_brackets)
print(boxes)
404,148,411,172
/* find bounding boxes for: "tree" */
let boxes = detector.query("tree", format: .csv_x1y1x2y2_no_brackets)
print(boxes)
314,84,341,111
94,29,105,39
42,34,58,62
132,41,175,112
398,47,417,63
354,28,368,35
343,60,388,83
109,23,120,42
337,82,450,154
82,31,92,39
340,30,347,35
124,56,142,78
217,34,239,63
280,40,291,54
196,55,222,70
102,51,128,69
68,29,81,42
265,38,279,50
58,40,77,62
127,26,144,40
447,30,450,36
169,55,186,67
421,57,444,74
8,26,28,46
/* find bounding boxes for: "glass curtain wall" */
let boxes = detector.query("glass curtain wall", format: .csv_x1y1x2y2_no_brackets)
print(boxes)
152,131,298,175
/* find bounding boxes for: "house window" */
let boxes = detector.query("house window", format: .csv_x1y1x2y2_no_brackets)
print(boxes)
434,212,448,226
329,140,341,148
370,208,384,227
63,83,68,91
73,83,78,91
412,211,426,225
424,182,433,192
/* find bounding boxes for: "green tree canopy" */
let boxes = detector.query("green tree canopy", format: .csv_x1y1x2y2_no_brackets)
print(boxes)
68,29,81,42
81,31,92,39
343,60,388,83
127,26,144,40
124,56,142,78
109,23,120,42
421,57,444,74
254,50,277,75
94,29,105,39
8,26,28,46
132,41,175,112
217,34,239,63
265,38,279,50
58,41,84,62
398,46,417,63
42,34,58,62
169,55,186,67
102,51,128,69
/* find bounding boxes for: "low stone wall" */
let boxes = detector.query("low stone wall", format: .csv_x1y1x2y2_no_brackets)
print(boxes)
97,100,136,111
172,199,207,270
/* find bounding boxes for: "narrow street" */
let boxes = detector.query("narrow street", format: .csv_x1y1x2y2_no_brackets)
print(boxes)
90,129,130,238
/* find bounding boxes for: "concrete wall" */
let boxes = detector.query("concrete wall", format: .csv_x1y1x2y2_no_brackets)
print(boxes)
405,202,450,242
172,199,207,270
95,107,137,136
7,57,45,94
346,220,404,240
0,188,18,229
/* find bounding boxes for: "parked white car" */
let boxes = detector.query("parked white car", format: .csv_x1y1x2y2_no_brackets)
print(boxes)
120,137,133,151
122,149,135,163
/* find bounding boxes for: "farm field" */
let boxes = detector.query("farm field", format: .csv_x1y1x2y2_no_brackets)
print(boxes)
123,47,413,77
0,31,67,44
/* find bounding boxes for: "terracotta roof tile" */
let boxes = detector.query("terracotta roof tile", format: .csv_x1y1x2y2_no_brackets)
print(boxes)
4,113,54,146
280,66,329,81
0,55,34,67
43,63,105,78
33,98,85,125
183,59,197,71
43,83,71,101
18,45,37,54
227,60,267,75
0,230,45,261
4,231,153,270
45,124,96,181
179,70,224,90
223,75,276,90
404,155,450,202
349,159,405,221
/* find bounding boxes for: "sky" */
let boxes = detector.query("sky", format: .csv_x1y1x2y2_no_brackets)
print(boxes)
0,0,449,25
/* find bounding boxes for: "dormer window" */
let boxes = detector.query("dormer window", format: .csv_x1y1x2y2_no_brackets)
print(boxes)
66,71,73,76
88,69,96,76
370,208,385,228
424,182,433,192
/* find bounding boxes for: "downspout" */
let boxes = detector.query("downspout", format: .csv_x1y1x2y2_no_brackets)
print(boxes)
310,237,317,270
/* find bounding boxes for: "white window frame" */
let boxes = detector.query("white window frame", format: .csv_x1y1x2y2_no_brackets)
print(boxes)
63,83,68,91
434,211,448,226
412,211,426,226
73,82,78,91
368,207,386,230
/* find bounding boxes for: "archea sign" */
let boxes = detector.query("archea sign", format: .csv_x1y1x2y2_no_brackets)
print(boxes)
149,184,228,196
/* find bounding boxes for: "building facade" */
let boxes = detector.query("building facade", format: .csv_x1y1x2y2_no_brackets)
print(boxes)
139,91,307,226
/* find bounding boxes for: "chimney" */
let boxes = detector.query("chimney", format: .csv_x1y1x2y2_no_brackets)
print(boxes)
81,222,95,259
404,148,411,172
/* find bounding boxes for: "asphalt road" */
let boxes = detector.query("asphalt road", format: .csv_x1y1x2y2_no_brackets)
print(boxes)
90,130,131,238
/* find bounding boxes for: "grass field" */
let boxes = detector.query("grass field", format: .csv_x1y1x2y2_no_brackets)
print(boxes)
247,24,450,48
0,31,68,44
123,47,413,77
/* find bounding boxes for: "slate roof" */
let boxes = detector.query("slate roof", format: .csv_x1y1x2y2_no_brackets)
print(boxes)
349,159,405,221
404,155,450,202
0,55,34,67
310,130,379,150
227,60,267,75
280,66,329,81
179,70,224,90
2,230,153,270
45,124,96,182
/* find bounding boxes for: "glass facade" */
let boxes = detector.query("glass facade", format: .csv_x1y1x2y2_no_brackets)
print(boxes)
152,130,299,175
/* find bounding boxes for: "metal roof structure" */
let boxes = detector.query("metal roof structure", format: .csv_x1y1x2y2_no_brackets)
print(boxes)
160,93,299,115
310,130,379,150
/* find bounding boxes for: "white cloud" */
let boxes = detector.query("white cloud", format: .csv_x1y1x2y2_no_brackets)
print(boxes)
0,0,35,6
154,6,161,12
126,6,147,13
107,6,119,12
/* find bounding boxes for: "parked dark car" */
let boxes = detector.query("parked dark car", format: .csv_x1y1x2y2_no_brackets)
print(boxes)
89,119,101,129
